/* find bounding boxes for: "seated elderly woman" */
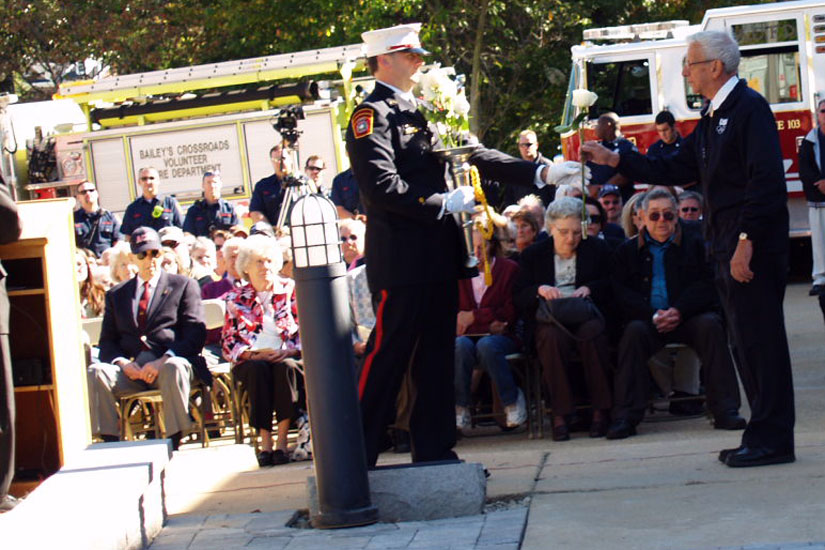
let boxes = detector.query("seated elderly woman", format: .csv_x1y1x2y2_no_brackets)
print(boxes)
455,226,525,430
222,235,303,467
513,197,614,441
338,218,366,270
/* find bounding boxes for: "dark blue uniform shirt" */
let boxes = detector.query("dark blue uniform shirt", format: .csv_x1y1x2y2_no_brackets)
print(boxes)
588,138,638,202
249,174,285,224
646,135,684,161
120,195,183,237
74,208,121,257
330,168,363,215
182,198,239,237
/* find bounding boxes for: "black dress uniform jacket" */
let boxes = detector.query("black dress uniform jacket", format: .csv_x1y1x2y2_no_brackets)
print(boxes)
346,82,537,293
797,129,825,203
74,208,121,257
120,195,183,236
182,198,239,237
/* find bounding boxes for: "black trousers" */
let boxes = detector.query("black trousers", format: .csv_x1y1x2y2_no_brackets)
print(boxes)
613,312,741,423
715,251,795,452
233,358,300,431
359,282,458,467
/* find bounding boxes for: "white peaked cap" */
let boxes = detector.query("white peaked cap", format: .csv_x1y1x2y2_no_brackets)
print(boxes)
361,23,430,58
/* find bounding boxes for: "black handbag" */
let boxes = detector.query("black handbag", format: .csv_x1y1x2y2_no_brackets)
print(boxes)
535,297,604,340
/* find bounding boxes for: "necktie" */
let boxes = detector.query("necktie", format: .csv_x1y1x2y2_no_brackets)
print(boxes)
137,281,150,330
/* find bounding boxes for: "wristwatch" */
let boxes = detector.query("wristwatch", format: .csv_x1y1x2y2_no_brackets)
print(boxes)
738,232,749,241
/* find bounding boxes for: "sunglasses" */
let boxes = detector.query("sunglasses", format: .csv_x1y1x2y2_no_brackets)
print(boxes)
136,250,161,260
680,207,699,213
648,211,676,222
78,188,96,195
340,235,358,242
588,214,603,224
518,143,536,148
306,166,324,172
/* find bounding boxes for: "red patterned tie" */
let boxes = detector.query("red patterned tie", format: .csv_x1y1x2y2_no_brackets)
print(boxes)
137,281,150,330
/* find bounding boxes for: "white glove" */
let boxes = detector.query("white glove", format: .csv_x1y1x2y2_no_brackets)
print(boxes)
545,160,591,188
439,186,476,218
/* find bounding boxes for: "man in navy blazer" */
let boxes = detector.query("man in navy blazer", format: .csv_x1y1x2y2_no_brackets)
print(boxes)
88,227,206,448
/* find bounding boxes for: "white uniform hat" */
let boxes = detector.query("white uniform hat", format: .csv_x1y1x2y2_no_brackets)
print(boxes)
361,23,430,58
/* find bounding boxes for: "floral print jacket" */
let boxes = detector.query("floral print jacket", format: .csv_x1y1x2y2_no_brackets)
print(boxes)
221,279,301,363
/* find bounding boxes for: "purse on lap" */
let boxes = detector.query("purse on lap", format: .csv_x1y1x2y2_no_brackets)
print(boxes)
535,296,604,340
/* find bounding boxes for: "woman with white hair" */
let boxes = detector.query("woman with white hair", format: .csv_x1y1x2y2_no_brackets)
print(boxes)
222,235,303,467
513,197,613,441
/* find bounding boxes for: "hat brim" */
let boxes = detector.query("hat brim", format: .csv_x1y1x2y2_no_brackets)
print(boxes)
130,241,161,255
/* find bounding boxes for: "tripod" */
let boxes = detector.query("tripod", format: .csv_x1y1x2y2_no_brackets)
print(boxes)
274,143,317,232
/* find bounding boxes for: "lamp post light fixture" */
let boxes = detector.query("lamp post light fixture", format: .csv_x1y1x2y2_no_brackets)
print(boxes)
289,193,378,529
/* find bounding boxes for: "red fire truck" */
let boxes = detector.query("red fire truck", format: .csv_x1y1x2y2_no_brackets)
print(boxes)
559,0,825,237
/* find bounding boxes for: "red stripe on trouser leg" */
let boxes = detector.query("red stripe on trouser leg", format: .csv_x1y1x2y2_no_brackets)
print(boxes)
358,289,388,400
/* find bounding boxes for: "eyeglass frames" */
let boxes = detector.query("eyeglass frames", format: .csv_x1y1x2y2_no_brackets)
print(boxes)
648,211,676,222
680,207,700,213
136,250,161,260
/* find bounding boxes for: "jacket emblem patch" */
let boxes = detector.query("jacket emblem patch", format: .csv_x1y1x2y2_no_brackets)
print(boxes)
352,109,374,139
716,118,728,135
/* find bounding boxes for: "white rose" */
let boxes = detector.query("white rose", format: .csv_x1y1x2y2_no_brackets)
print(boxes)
454,93,470,117
571,89,598,109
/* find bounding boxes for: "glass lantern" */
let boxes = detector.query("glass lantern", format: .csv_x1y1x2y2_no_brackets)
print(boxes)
288,194,343,268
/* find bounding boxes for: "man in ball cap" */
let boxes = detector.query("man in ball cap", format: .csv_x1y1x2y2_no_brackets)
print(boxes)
87,226,207,449
347,23,587,467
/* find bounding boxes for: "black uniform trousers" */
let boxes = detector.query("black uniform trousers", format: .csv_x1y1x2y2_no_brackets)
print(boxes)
613,312,741,423
358,281,458,468
715,250,795,452
233,358,300,431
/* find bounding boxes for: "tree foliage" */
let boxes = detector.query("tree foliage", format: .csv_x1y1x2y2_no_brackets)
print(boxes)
1,0,774,153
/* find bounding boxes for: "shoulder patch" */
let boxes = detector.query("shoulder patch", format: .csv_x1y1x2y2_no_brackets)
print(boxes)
352,108,374,139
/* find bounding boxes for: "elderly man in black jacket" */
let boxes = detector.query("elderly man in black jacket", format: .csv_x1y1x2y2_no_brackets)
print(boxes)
583,30,794,468
606,189,744,439
88,227,206,449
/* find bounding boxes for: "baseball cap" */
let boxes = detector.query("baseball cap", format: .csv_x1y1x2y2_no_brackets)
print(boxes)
249,221,276,238
598,184,621,199
361,23,430,58
158,226,185,246
130,227,162,254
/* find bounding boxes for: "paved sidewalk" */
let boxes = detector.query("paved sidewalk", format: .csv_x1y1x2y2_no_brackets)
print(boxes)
149,508,528,550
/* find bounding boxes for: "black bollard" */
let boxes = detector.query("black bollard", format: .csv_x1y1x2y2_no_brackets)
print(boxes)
289,194,378,529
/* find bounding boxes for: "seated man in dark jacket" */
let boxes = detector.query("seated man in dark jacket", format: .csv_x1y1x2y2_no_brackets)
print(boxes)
88,227,207,449
607,189,745,439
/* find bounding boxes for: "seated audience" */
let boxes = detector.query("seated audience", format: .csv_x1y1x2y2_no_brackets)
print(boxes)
555,183,584,199
159,246,186,275
109,241,138,284
339,218,366,270
514,197,613,441
598,184,624,225
511,210,539,257
620,192,646,238
202,237,245,300
190,237,220,287
76,248,106,318
516,194,547,241
222,235,303,467
87,227,207,449
678,190,703,221
607,189,746,439
584,196,625,246
455,228,525,431
159,226,192,276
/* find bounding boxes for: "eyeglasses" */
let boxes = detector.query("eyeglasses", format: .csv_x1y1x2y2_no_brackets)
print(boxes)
77,188,96,195
648,211,676,222
680,207,699,213
306,166,324,172
340,235,358,242
161,240,180,248
588,214,603,224
682,58,715,69
518,143,536,148
136,250,161,260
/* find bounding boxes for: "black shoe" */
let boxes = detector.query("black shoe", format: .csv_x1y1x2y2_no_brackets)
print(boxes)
589,417,609,438
668,392,704,416
392,429,410,453
809,284,823,296
718,445,743,463
606,418,637,440
271,449,290,465
713,412,747,430
99,434,120,443
169,431,182,451
257,450,274,467
725,446,795,468
552,422,570,442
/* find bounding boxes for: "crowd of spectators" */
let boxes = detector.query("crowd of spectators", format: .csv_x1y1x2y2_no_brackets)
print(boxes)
75,124,735,464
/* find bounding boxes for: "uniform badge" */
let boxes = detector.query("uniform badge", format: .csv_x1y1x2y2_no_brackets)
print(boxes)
403,124,419,135
352,109,374,139
716,118,728,135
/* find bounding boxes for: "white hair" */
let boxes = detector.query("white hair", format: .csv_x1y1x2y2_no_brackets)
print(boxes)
545,196,583,231
688,31,740,74
235,235,283,278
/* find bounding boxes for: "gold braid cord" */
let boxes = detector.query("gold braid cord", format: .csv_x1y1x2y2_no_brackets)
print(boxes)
469,165,494,286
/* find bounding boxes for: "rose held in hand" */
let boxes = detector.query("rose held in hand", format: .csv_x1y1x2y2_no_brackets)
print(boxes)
571,89,598,109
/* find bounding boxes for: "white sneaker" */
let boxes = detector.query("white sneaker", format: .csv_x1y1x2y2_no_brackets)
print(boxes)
456,406,471,430
504,389,527,428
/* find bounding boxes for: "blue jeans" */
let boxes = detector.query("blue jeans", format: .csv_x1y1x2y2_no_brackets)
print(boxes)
454,335,519,408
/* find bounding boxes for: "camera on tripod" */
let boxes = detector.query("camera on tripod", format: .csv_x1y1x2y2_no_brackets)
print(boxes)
273,105,305,147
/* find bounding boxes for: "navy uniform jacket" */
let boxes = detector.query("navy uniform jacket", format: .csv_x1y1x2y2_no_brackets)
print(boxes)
646,135,684,161
330,168,363,215
182,198,239,237
500,152,556,209
74,208,121,256
617,79,788,259
249,174,284,224
120,195,183,236
345,82,538,292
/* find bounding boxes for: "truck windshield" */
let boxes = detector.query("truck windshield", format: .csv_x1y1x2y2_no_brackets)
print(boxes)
585,58,652,117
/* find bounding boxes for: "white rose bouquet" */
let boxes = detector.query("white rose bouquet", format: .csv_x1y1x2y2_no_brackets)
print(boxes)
416,65,470,148
555,88,599,238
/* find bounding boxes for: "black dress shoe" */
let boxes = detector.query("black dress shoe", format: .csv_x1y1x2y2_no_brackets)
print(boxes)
718,446,743,463
271,449,290,465
809,284,823,296
725,446,795,468
606,418,637,440
392,429,410,453
713,412,747,430
589,417,608,438
552,423,570,442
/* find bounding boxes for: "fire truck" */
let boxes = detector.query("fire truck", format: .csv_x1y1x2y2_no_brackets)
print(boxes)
559,0,825,237
4,43,368,215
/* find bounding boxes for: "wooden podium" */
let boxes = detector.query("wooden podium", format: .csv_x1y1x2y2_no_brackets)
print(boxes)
0,199,91,496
